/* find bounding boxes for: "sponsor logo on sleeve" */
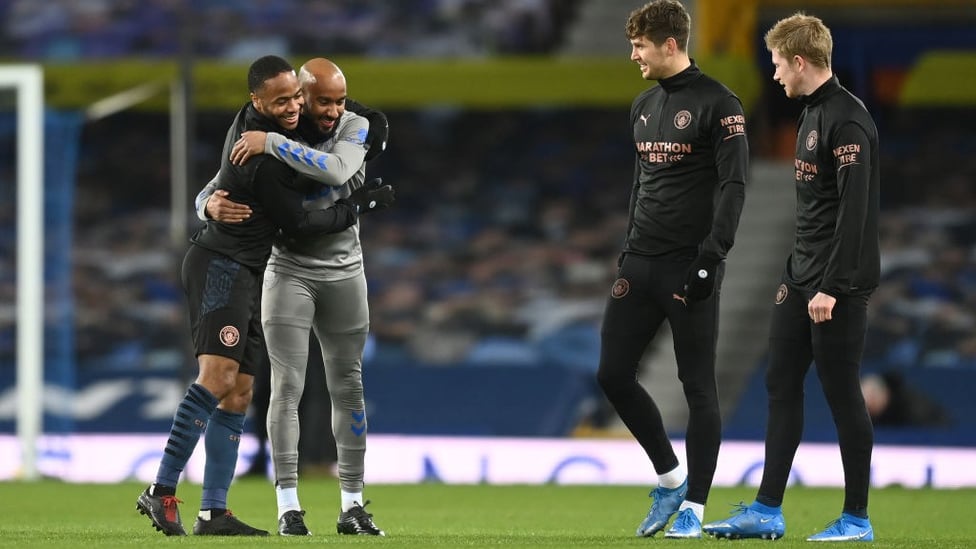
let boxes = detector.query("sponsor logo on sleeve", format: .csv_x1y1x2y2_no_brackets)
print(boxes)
833,143,861,170
719,114,746,140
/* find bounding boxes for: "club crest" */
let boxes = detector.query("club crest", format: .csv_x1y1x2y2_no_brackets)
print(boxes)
220,325,240,347
805,130,818,151
674,110,692,129
611,278,630,299
775,284,788,304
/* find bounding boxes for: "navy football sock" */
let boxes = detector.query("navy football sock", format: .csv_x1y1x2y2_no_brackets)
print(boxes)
155,383,218,488
201,408,246,510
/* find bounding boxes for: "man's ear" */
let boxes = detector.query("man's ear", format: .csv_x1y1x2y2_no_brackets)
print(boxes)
666,36,678,55
793,55,805,72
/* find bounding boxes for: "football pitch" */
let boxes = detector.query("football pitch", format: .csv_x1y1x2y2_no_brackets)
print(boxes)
1,478,973,547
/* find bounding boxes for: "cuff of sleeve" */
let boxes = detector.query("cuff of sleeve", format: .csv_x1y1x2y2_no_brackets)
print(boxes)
197,198,210,221
336,198,360,215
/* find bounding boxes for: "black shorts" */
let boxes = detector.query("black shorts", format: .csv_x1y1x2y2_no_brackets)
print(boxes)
181,245,265,376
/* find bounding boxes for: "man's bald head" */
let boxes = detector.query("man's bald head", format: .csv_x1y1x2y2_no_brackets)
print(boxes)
299,58,344,88
298,58,348,135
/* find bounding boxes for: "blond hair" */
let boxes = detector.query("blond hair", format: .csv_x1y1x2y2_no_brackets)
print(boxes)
764,13,832,69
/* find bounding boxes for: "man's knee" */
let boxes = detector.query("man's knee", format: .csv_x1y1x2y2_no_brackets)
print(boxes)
220,373,254,413
596,362,632,398
195,354,241,398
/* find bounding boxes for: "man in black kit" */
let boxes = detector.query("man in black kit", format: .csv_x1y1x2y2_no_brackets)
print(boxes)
704,12,879,543
597,0,747,539
135,55,393,537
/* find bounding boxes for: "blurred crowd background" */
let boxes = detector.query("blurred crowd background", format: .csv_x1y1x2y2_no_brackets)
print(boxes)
1,0,577,59
0,0,974,443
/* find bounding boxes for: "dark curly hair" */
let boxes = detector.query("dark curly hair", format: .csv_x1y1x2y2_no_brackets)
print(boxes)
625,0,690,50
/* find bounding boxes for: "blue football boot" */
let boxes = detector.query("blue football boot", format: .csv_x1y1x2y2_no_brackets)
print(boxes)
664,508,702,539
702,502,786,540
635,479,687,537
807,513,873,542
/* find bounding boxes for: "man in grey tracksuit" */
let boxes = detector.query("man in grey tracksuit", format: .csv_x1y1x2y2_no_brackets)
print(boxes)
196,58,386,537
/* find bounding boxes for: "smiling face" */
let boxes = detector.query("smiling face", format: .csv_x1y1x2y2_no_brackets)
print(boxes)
250,71,304,130
630,35,672,81
297,58,349,136
771,48,804,98
302,70,346,135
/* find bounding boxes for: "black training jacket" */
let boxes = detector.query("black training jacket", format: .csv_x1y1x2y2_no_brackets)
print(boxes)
787,76,880,296
624,61,748,262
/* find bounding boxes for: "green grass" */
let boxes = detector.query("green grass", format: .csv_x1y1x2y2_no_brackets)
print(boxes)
1,478,974,547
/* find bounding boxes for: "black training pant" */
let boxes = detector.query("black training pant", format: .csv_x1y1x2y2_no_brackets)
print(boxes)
597,253,723,506
757,282,873,515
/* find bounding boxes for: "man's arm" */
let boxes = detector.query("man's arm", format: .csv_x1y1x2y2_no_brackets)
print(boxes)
702,94,748,260
230,114,368,187
680,94,748,302
195,175,219,221
346,98,388,162
620,97,643,266
254,159,393,238
620,158,640,267
195,170,252,223
820,122,873,296
255,159,357,237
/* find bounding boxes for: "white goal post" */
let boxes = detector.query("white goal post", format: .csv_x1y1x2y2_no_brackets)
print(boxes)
1,65,44,481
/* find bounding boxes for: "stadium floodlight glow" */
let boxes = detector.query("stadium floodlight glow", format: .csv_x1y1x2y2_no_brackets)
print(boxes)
0,64,44,481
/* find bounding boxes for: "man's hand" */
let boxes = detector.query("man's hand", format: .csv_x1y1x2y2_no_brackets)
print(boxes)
678,253,721,303
344,177,395,214
230,131,267,165
808,292,836,324
206,190,252,223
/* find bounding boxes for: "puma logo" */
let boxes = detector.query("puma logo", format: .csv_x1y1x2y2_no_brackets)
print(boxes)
639,113,650,126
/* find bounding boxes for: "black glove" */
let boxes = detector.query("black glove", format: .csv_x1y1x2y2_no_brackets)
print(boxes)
342,177,394,214
680,253,721,302
364,111,388,162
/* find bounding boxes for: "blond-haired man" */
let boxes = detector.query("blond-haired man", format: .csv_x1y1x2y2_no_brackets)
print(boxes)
704,13,879,542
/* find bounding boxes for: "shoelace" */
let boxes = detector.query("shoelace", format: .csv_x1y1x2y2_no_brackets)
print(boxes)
819,517,846,534
159,495,183,523
220,510,262,532
283,511,306,527
725,502,750,517
160,495,183,510
220,509,245,523
351,501,374,517
648,487,672,513
672,510,697,530
348,501,379,529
